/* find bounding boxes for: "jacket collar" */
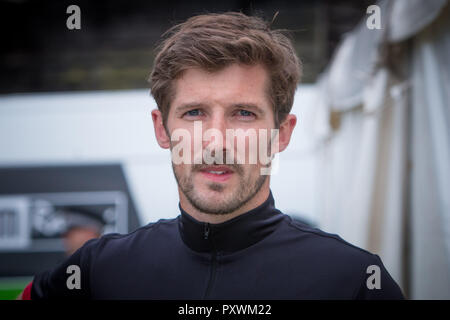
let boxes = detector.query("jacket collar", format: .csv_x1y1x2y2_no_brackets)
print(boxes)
178,191,284,253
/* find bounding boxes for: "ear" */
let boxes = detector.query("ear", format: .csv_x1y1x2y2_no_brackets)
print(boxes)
277,114,297,153
151,109,171,149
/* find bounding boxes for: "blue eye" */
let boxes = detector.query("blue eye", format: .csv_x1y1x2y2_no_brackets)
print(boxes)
238,110,254,117
185,109,202,117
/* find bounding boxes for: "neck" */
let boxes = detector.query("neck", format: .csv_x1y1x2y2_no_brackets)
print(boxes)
179,180,271,224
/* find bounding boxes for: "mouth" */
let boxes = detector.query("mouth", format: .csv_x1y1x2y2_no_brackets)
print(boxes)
198,165,234,182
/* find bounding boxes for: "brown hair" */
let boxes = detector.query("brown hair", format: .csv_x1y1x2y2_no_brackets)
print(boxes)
149,12,302,128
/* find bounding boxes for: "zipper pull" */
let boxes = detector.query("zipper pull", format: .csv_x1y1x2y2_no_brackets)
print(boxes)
204,223,210,240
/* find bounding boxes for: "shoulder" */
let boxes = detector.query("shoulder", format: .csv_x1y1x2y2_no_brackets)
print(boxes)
101,217,178,241
278,215,379,283
278,215,404,299
283,215,376,262
88,217,179,254
32,218,180,299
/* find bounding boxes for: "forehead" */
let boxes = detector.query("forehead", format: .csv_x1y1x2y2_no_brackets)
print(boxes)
171,63,271,110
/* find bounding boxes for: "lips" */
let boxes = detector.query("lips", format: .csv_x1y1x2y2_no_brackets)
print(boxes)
198,165,234,182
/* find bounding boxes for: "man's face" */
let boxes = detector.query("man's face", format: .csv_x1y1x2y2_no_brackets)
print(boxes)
157,64,277,215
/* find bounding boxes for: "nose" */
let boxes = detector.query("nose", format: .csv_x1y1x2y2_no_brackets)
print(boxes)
202,111,228,150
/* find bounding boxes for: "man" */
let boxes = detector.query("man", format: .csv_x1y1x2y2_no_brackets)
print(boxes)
19,12,403,299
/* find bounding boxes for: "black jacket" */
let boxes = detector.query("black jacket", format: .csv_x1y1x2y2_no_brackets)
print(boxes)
31,192,404,299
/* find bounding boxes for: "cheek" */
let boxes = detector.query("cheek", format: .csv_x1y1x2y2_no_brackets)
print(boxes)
238,163,261,179
174,163,191,174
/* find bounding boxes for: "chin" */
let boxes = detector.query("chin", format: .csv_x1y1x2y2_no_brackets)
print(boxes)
193,185,234,204
197,184,229,198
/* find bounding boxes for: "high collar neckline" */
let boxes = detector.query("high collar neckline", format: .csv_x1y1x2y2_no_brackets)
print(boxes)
178,191,284,253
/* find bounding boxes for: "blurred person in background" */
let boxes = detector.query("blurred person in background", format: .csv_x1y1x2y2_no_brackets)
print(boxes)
61,208,104,256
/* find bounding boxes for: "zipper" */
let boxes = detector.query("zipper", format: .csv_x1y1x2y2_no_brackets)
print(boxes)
204,222,210,240
203,222,217,299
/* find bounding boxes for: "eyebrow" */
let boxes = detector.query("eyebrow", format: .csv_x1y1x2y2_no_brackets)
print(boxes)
174,102,266,116
173,103,208,115
232,103,266,116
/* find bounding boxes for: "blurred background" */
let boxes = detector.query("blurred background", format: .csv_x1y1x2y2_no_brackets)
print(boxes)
0,0,449,299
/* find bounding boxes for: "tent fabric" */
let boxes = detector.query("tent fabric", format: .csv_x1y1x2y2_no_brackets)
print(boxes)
316,67,408,291
388,0,447,42
314,0,450,298
410,5,450,298
321,0,447,112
